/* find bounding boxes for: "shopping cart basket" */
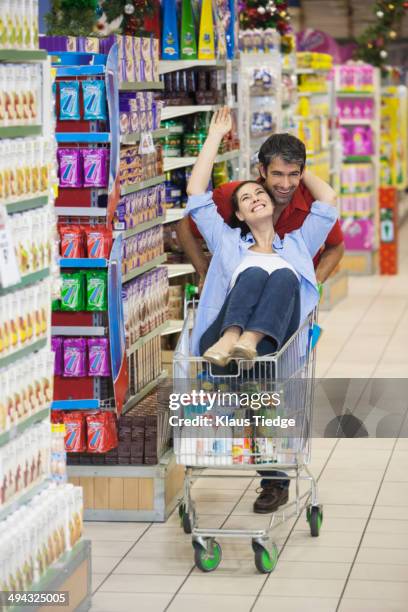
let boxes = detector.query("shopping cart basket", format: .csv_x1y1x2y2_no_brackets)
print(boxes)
172,299,322,573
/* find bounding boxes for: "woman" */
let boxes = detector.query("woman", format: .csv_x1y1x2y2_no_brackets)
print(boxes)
185,107,338,367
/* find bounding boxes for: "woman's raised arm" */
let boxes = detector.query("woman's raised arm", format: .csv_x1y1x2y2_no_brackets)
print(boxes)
187,107,232,195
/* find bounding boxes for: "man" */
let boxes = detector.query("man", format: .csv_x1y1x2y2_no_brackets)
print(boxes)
176,132,343,514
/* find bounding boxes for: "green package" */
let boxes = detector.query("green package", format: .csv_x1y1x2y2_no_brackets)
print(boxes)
60,272,85,311
52,298,60,311
85,271,107,311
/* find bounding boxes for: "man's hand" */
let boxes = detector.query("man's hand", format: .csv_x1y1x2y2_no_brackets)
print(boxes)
208,106,232,140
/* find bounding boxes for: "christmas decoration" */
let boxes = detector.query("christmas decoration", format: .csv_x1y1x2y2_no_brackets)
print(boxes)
357,0,408,69
101,0,155,36
45,0,99,35
239,0,292,42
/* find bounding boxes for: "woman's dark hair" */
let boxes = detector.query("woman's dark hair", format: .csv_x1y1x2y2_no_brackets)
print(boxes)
258,133,306,173
229,180,266,237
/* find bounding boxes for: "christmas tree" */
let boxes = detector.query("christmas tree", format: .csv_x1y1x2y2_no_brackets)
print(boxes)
45,0,98,36
239,0,291,36
101,0,156,36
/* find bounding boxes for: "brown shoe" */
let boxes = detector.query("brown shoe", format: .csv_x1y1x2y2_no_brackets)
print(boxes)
253,485,289,514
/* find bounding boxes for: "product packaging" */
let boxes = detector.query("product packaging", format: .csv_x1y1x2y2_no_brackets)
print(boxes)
84,225,112,258
63,338,87,377
198,0,215,59
88,338,110,377
86,412,118,452
82,80,107,121
57,148,82,188
63,412,87,452
161,0,180,59
59,225,84,258
85,270,107,311
51,336,63,376
60,273,85,311
59,81,80,121
81,148,108,188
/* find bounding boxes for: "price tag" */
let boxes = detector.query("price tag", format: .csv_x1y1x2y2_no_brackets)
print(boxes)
0,208,20,288
139,131,156,155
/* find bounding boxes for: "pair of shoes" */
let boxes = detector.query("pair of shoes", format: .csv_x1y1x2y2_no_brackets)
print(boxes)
203,347,231,367
253,485,289,514
230,342,258,361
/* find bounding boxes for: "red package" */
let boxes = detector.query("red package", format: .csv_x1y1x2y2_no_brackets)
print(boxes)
64,412,87,452
51,410,65,424
59,225,84,258
84,226,112,259
86,412,118,453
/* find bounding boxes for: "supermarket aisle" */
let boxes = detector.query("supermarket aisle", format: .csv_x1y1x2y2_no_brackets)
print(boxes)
87,221,408,612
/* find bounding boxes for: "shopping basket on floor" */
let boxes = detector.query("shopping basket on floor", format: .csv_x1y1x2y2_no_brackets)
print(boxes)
171,299,323,573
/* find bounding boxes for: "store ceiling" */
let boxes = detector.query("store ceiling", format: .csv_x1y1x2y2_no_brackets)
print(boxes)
297,0,408,39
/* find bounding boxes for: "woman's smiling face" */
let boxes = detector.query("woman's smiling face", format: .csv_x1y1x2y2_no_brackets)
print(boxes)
235,182,274,226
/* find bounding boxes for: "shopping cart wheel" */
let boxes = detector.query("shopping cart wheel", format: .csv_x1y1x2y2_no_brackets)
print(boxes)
193,539,222,572
179,503,194,534
306,505,323,537
253,542,278,574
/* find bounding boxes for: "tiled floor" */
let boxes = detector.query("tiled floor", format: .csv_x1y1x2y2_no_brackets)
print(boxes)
87,221,408,611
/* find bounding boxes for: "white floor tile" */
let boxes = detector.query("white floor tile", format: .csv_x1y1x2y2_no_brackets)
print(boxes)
350,562,408,582
167,594,256,612
98,573,186,593
90,592,173,612
342,580,408,601
338,598,408,612
261,577,344,598
254,596,338,612
179,574,266,595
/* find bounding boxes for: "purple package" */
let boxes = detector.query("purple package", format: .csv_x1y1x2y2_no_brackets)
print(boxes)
51,336,63,376
88,338,110,377
63,338,87,377
81,148,108,188
58,148,82,188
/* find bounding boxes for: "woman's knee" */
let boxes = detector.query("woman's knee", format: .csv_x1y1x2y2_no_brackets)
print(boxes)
236,266,269,285
269,268,299,290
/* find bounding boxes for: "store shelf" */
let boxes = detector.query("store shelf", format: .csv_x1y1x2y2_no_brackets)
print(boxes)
56,64,105,77
127,322,169,356
122,254,167,284
5,194,48,214
164,208,185,224
120,128,170,145
0,479,49,522
296,68,331,74
113,216,164,239
120,81,164,91
337,91,375,97
339,118,372,126
56,132,110,143
298,91,328,97
161,105,219,121
344,155,373,163
121,175,165,196
166,263,195,278
51,325,106,336
60,257,108,268
67,448,174,478
122,371,167,415
0,125,42,138
161,319,184,336
0,338,48,369
51,399,100,410
55,206,107,217
0,49,47,62
163,156,196,172
0,407,50,449
0,267,50,295
215,150,240,163
159,59,229,74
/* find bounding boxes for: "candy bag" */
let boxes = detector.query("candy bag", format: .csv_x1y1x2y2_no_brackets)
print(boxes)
59,225,84,258
60,273,85,311
82,80,107,121
59,81,80,120
63,337,87,377
58,148,82,188
81,148,108,188
86,412,118,453
64,412,87,452
88,338,110,377
84,225,112,258
85,270,107,311
51,336,63,376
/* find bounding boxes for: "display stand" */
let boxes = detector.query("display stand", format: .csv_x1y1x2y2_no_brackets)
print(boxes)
0,48,91,607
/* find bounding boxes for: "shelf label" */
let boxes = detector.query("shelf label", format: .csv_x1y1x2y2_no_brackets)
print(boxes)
0,208,20,288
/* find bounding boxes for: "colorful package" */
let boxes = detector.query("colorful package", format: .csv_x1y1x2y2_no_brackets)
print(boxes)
82,80,107,121
60,273,85,311
59,81,80,120
63,338,87,377
64,412,87,452
88,338,110,377
58,148,82,188
81,148,108,188
59,225,84,258
86,412,118,453
85,270,107,311
84,225,112,258
51,336,63,376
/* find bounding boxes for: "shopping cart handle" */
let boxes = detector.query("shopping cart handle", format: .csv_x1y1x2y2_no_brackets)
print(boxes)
185,283,199,300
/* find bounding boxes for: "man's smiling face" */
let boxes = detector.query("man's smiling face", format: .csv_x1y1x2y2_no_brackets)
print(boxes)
261,156,303,207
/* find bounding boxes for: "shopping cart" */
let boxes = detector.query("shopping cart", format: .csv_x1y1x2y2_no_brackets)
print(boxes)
172,296,323,574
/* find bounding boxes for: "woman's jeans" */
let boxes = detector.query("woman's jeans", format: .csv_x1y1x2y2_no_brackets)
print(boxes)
199,267,301,489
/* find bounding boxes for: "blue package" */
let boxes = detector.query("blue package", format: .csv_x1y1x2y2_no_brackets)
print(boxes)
82,80,107,121
59,81,80,120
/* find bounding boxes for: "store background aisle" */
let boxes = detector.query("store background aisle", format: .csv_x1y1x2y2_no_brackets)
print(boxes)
87,219,408,612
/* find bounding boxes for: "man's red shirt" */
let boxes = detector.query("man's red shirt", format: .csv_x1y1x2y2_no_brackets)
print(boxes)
188,181,343,267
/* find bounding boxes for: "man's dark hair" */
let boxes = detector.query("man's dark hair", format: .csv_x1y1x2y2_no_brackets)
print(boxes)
258,133,306,172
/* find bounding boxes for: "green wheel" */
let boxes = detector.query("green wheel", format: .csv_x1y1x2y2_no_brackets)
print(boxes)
253,542,278,574
307,505,323,537
193,540,222,572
